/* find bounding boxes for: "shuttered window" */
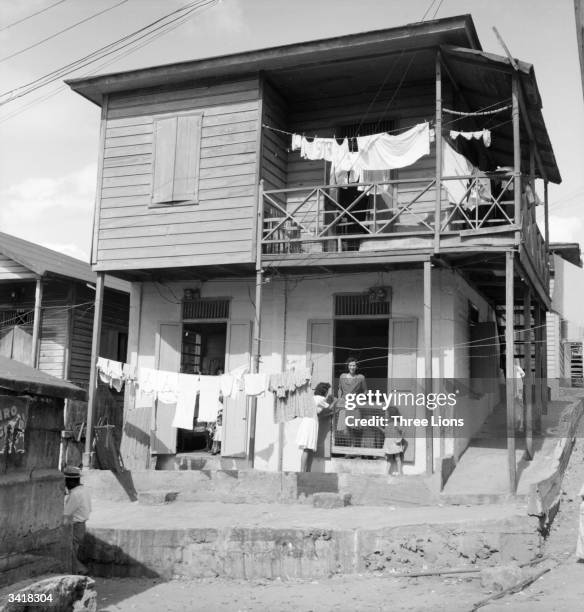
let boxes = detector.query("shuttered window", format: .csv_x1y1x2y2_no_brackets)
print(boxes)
151,112,203,205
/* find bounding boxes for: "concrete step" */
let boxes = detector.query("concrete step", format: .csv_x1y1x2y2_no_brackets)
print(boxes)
156,453,241,471
137,490,179,505
0,554,64,589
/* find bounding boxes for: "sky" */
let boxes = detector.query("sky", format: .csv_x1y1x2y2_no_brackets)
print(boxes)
0,0,583,263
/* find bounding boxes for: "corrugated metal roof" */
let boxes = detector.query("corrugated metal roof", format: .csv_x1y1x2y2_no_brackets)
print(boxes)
0,355,86,401
0,231,129,292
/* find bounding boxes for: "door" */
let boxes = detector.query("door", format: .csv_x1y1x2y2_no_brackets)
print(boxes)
307,320,334,457
0,326,33,365
151,323,181,455
388,318,418,462
221,320,252,457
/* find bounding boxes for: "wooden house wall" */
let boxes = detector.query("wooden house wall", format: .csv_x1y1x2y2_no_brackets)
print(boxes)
0,254,36,280
97,77,262,271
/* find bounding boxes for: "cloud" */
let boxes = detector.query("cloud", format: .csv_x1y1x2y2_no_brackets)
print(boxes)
546,214,584,245
0,164,96,259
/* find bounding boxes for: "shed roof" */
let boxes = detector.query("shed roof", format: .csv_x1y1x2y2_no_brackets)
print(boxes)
0,356,86,401
0,232,129,292
550,242,583,268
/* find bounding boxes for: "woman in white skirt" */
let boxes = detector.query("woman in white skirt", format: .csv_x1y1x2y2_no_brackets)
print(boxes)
298,382,334,472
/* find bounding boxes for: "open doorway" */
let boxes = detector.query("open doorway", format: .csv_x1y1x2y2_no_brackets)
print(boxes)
178,322,227,453
333,318,389,454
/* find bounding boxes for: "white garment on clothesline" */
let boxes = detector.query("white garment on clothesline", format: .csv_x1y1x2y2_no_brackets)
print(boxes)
243,373,268,397
450,129,491,147
171,373,199,430
198,375,222,422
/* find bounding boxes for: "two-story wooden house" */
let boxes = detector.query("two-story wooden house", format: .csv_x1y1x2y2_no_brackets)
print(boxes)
68,15,559,489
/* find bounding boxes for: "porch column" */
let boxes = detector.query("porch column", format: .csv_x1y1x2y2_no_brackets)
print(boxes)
31,277,43,367
434,51,443,254
424,260,433,474
83,272,105,469
512,73,521,229
505,251,517,492
541,303,549,416
544,180,549,251
534,301,543,435
248,180,265,469
523,286,533,459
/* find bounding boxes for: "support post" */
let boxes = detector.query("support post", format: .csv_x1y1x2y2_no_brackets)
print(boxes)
83,272,105,469
541,303,548,415
424,260,433,474
249,180,265,469
31,278,43,368
434,51,443,254
505,251,517,492
523,287,533,459
534,302,543,435
544,180,549,251
512,73,521,233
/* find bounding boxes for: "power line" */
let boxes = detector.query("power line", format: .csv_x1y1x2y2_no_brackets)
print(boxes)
0,0,130,64
0,0,218,105
0,0,69,33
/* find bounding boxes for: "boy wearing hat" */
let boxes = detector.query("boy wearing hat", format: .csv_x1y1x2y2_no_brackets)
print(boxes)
63,466,92,575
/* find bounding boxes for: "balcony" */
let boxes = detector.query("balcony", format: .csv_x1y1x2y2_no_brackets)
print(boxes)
261,173,549,290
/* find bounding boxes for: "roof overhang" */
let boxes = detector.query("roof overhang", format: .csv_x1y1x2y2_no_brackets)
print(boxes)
440,45,561,184
66,15,480,105
550,242,583,267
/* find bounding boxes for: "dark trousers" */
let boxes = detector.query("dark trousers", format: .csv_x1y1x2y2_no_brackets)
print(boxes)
72,521,87,574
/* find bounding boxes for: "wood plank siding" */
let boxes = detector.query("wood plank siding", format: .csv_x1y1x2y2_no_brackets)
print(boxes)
95,77,262,271
0,254,37,280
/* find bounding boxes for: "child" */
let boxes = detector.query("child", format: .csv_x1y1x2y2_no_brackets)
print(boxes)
384,406,404,478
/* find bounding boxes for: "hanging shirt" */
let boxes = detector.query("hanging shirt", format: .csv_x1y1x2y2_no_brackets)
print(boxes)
219,374,235,399
450,129,491,148
198,376,222,422
157,371,179,404
171,373,199,430
330,138,361,185
243,373,268,397
442,141,474,207
300,137,336,161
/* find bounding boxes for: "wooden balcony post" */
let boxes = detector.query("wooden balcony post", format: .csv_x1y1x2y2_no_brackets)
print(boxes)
434,51,443,254
505,251,517,492
83,271,105,469
534,301,543,435
512,74,521,232
523,286,533,459
424,260,433,474
31,277,43,367
248,180,265,469
544,180,549,252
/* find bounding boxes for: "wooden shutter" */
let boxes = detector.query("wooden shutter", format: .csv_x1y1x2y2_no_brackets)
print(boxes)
151,323,181,454
388,318,418,462
307,320,333,458
222,320,252,457
151,113,202,205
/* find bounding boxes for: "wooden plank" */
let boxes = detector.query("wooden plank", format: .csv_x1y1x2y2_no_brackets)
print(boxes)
100,195,254,216
524,287,533,459
107,91,260,119
100,183,256,204
505,251,516,493
104,144,151,159
105,133,152,148
102,174,151,188
202,120,259,137
201,130,257,147
106,123,153,138
424,260,433,474
203,109,259,127
200,152,257,168
97,238,252,260
102,164,151,178
200,141,257,158
103,154,151,168
108,78,259,109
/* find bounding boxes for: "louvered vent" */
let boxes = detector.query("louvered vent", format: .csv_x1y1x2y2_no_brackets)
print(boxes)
182,299,230,320
335,294,390,317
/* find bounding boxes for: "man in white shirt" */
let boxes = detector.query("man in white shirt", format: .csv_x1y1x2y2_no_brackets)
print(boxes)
63,466,92,575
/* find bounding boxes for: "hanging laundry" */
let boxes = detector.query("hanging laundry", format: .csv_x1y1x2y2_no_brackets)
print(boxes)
198,375,222,422
301,137,336,161
450,129,491,147
273,379,315,423
97,358,125,391
291,133,302,151
442,141,474,207
219,374,235,399
227,364,249,398
158,371,179,404
122,362,137,383
330,138,362,185
356,122,431,171
171,373,199,430
243,373,268,397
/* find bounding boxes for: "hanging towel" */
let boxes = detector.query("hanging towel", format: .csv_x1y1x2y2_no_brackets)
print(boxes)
228,364,249,398
450,129,491,148
108,360,124,392
137,367,159,395
243,373,268,397
330,138,361,185
97,358,111,386
291,133,302,151
198,375,222,422
219,374,235,399
300,136,336,161
442,141,474,207
356,122,430,171
171,373,199,430
158,371,179,404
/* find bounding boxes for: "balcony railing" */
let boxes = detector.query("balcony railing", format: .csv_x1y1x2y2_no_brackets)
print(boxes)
261,173,549,288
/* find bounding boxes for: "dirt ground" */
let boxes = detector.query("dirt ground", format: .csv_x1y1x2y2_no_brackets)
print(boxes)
95,412,584,612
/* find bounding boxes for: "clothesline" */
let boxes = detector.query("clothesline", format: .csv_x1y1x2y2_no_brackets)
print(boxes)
442,104,512,117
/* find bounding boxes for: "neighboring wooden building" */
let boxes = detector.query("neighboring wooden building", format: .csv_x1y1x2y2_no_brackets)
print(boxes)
0,232,130,452
68,15,559,489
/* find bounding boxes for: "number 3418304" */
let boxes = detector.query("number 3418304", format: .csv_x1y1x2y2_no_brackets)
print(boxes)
8,593,53,603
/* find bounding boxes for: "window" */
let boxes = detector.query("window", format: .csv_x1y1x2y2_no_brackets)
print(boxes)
151,112,203,205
